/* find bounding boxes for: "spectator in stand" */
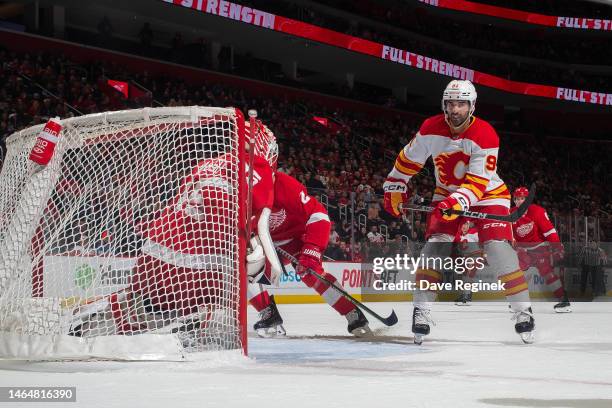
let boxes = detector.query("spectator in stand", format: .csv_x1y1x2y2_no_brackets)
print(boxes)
306,172,326,194
367,225,384,245
325,239,348,261
329,222,340,246
352,242,365,262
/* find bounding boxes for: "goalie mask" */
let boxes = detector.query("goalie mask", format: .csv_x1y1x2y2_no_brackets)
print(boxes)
441,80,477,134
245,119,279,171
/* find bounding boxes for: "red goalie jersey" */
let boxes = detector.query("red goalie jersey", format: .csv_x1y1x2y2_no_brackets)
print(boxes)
143,153,274,256
130,153,274,316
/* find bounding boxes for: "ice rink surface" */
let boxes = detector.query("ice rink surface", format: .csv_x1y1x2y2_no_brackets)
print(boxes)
1,302,612,408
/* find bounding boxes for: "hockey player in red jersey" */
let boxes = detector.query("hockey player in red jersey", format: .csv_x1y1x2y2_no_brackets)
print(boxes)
511,186,570,313
383,79,535,344
246,171,371,337
68,116,281,341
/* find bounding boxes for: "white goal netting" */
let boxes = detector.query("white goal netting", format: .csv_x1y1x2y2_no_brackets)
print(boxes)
0,107,248,360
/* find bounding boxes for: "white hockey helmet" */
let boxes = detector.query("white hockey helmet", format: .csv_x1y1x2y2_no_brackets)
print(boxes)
441,80,477,116
245,119,278,170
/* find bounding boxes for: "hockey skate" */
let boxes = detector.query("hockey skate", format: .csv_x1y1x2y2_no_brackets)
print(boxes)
553,297,572,313
254,296,286,338
346,308,371,337
454,292,472,306
412,307,434,345
512,307,535,344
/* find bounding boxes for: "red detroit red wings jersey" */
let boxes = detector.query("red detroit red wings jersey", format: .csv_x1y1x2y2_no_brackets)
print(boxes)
258,172,331,250
511,204,560,244
145,154,274,254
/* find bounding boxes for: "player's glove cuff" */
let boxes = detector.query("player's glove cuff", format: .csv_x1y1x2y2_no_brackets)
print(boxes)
383,178,410,218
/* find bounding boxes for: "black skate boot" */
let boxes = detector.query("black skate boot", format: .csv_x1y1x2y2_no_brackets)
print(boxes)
512,307,535,344
254,295,286,338
553,295,572,313
346,308,370,337
412,307,433,345
455,292,472,306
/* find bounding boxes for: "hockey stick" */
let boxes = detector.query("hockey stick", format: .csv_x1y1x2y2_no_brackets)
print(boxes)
274,245,398,327
400,183,536,222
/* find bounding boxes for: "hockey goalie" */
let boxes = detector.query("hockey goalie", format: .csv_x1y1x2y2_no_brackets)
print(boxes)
68,117,281,348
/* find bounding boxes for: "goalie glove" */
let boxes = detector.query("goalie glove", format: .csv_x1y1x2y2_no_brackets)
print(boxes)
383,178,411,218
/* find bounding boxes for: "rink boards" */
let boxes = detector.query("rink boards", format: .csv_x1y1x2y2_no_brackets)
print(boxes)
41,256,611,303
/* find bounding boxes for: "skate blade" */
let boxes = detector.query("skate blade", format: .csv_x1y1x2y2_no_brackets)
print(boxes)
350,325,372,338
519,331,535,344
256,325,286,338
413,334,425,345
554,306,572,313
455,302,471,306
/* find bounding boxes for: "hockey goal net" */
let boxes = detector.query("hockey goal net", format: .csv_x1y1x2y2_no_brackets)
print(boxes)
0,106,248,360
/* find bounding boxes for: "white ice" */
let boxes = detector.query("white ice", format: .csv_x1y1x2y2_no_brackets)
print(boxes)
1,302,612,408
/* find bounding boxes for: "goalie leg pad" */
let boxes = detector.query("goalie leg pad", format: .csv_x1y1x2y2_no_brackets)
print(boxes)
247,237,266,280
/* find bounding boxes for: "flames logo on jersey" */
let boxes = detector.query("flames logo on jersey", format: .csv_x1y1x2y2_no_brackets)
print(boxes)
433,151,470,187
516,221,534,238
269,208,287,231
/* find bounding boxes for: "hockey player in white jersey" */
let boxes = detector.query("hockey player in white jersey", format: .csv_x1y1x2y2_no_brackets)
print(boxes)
383,80,535,344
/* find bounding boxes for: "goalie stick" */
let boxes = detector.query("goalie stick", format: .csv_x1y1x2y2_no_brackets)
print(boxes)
274,245,398,327
400,183,536,222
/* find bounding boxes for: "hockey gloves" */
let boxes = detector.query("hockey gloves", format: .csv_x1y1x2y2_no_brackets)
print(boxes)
383,178,410,218
436,194,469,221
297,244,323,276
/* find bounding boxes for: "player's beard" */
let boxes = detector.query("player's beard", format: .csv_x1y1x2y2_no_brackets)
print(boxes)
445,112,472,135
449,112,468,127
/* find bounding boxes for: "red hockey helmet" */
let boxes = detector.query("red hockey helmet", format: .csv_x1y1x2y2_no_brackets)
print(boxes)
513,186,529,198
245,119,278,170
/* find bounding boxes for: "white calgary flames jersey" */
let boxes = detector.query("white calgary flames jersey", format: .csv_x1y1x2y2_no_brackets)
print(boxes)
388,114,510,207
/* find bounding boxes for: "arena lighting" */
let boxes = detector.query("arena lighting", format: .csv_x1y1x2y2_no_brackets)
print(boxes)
161,0,612,106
